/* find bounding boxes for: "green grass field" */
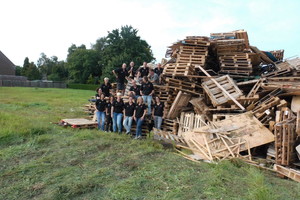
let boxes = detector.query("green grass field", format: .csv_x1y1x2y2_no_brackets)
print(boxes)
1,87,300,200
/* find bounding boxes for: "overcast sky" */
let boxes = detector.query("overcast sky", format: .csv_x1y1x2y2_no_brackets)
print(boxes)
1,0,300,66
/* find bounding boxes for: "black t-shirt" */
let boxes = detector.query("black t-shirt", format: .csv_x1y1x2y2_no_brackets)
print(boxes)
129,85,141,96
141,81,154,95
115,68,128,83
106,101,112,115
139,67,149,77
100,83,112,97
124,102,136,117
112,99,124,113
154,68,163,76
135,104,147,118
96,99,107,112
153,102,164,117
128,67,136,78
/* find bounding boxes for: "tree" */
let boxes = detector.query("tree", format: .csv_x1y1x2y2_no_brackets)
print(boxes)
21,57,30,76
37,53,68,81
26,62,41,80
20,57,40,79
93,25,155,82
15,66,22,76
67,45,101,83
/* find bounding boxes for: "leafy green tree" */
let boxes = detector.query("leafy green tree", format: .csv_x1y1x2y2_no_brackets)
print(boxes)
36,53,68,81
67,45,101,83
93,25,155,82
21,57,30,76
26,62,41,80
15,66,22,76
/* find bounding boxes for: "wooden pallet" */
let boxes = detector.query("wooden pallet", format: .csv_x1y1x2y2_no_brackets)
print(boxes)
163,63,195,77
202,75,243,106
178,112,207,136
162,119,178,134
219,53,253,75
274,164,300,183
60,118,98,129
270,50,284,61
274,111,296,166
167,91,192,119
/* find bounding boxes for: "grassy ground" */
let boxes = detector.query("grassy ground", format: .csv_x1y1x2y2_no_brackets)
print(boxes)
1,87,300,200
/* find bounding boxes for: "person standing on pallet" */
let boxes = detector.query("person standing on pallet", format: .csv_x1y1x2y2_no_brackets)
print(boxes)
105,96,114,132
136,62,149,80
95,88,103,99
128,61,136,80
95,93,107,131
123,96,136,135
112,63,129,95
111,93,124,134
140,76,154,116
152,96,164,130
133,97,147,139
129,79,141,100
100,77,112,97
154,63,163,84
148,68,159,85
154,63,163,77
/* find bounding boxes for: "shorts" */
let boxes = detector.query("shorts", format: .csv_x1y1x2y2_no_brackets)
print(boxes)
117,82,125,90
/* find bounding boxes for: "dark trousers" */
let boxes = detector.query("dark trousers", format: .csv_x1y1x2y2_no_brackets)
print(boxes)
105,115,113,132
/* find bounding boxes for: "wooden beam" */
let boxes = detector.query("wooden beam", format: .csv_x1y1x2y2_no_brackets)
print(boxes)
197,65,245,110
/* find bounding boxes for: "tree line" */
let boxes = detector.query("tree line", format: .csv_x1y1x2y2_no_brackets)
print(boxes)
16,25,155,84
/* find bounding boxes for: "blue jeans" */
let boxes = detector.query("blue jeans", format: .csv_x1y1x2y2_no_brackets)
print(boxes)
123,116,133,133
113,112,123,133
135,117,144,137
142,95,152,115
96,111,106,131
154,116,163,130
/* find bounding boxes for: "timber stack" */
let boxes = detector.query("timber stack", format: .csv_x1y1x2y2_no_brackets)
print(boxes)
152,29,300,183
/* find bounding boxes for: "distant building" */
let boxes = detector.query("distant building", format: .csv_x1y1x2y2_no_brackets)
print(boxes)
0,50,15,75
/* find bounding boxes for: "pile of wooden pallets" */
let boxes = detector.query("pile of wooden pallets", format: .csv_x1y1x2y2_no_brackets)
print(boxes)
163,36,210,77
152,29,300,183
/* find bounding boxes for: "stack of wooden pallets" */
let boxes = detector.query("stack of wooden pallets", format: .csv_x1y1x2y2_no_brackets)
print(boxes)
163,36,210,77
219,53,253,75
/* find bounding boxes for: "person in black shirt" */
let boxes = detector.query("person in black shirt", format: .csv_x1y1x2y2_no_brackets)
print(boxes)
154,63,163,77
152,96,164,130
105,96,114,132
138,62,149,78
128,61,136,80
111,93,124,133
100,77,112,97
133,97,147,139
95,93,107,131
141,76,154,115
95,88,103,99
123,96,135,134
129,80,141,100
112,63,129,95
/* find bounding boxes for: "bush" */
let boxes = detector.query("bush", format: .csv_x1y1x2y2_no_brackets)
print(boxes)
67,83,98,91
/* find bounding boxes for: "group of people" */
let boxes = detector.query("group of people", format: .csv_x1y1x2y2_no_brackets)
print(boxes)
94,61,164,139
